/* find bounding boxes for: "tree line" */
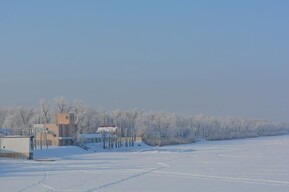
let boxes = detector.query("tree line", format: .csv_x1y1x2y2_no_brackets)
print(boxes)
0,96,288,146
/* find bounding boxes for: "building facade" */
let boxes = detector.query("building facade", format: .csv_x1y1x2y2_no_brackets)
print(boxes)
34,113,77,146
0,136,33,159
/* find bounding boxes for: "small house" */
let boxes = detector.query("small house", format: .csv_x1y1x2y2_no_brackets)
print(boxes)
0,135,33,159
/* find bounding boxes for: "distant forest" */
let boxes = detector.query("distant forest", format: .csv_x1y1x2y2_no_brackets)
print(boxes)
1,96,288,146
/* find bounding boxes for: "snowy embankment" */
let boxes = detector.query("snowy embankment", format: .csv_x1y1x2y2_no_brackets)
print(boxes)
1,136,289,192
33,146,89,160
32,142,152,160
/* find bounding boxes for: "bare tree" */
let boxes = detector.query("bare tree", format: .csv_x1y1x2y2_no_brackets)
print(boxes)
54,96,71,113
1,96,289,146
39,98,51,123
0,108,7,128
3,109,18,129
18,106,34,135
72,100,87,134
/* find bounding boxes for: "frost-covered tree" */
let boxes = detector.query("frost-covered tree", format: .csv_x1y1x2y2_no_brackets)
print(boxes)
0,107,7,128
2,107,33,135
0,96,288,145
54,96,71,113
3,110,18,129
18,106,34,135
39,98,51,123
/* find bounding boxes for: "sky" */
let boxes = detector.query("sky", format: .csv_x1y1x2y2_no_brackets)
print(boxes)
0,0,288,122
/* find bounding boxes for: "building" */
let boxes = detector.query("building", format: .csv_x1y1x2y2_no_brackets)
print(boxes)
0,135,33,159
96,126,119,134
79,126,141,149
33,113,77,146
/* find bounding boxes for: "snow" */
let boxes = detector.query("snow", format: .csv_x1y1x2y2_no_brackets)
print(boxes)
1,136,289,192
33,146,89,160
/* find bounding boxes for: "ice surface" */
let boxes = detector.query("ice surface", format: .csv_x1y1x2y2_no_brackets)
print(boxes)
1,136,289,192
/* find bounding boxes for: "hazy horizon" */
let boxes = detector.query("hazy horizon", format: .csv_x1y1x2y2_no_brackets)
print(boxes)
1,1,288,122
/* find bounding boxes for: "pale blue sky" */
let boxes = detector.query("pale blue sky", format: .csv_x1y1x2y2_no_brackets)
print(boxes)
0,1,288,121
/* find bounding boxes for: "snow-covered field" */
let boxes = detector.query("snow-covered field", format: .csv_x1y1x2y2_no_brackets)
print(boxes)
1,136,289,192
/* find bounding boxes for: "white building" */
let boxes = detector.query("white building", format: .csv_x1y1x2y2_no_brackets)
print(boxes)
96,126,119,134
0,136,33,159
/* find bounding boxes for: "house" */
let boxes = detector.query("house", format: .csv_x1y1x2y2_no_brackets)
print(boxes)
79,126,141,148
33,113,77,146
0,135,33,159
96,126,119,134
77,126,121,149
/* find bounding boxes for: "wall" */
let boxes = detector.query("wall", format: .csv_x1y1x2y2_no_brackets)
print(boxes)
45,124,60,146
44,124,77,146
0,136,33,159
56,113,75,125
